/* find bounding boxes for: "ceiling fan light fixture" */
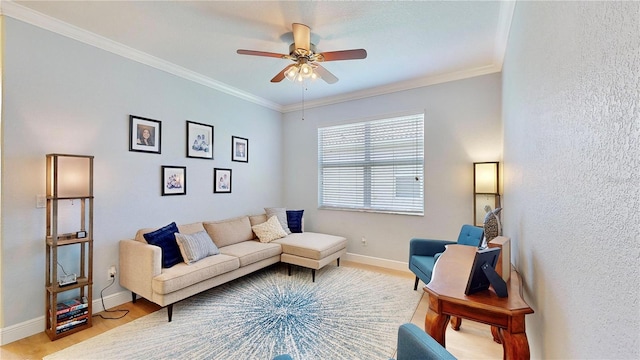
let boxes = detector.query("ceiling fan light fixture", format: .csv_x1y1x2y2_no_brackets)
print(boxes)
285,65,300,82
300,63,313,78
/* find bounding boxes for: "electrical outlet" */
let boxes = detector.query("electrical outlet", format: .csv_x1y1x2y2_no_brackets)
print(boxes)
108,265,117,280
361,237,367,246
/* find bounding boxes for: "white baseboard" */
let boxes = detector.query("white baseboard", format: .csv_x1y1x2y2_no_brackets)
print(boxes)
343,252,412,274
0,290,131,346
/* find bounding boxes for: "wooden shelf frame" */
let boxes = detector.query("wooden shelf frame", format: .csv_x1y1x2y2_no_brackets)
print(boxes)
44,154,94,341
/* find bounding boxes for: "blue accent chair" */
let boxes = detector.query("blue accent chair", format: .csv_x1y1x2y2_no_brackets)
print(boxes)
273,323,455,360
409,225,484,290
396,323,456,360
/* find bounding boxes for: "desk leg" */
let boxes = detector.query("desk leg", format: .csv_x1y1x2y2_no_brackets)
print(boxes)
491,326,502,344
499,328,530,360
450,316,462,331
425,307,450,347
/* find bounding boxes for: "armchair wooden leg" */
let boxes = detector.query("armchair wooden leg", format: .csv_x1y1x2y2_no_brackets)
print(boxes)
414,276,419,291
131,292,137,303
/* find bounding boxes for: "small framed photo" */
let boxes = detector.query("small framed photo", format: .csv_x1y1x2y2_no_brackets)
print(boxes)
130,115,161,154
186,121,214,159
231,136,248,163
162,166,186,196
214,168,232,193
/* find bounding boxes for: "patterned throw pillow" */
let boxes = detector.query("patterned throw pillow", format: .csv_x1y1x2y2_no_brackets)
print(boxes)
143,222,183,268
252,216,288,243
265,207,291,234
286,210,304,233
175,231,220,265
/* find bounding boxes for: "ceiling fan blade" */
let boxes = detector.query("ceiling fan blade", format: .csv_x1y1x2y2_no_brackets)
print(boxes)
317,49,368,62
237,49,289,59
292,23,311,51
314,64,339,84
271,64,296,83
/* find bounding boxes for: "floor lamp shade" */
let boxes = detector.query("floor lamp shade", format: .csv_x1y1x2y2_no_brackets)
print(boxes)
473,162,500,226
47,154,93,198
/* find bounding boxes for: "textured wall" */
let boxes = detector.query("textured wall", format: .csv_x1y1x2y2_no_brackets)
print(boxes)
282,74,502,263
2,18,283,328
502,2,639,358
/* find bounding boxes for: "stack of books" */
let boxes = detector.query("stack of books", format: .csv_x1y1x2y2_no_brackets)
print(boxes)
55,297,89,334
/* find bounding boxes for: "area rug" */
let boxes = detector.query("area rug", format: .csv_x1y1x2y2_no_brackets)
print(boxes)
45,264,422,360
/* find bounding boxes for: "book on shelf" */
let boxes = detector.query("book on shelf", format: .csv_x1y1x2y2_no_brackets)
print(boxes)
55,297,88,316
56,313,89,329
57,307,88,321
56,317,88,333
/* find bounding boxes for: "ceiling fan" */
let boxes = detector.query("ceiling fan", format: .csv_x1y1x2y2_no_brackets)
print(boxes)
237,23,367,84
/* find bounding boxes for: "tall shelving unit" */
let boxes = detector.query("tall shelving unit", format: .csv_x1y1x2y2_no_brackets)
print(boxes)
45,154,94,340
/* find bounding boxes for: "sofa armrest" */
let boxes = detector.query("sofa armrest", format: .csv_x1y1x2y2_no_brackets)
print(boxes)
409,239,456,258
119,239,162,301
396,323,456,360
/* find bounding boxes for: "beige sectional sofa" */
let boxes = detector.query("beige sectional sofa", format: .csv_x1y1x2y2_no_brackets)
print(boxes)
119,213,347,321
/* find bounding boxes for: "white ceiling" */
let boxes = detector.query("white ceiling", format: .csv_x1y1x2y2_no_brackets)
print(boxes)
4,1,514,112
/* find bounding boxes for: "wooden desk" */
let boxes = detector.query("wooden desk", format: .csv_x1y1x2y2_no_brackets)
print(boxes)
424,244,534,360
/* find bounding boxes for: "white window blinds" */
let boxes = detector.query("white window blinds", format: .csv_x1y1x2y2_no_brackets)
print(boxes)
318,113,424,215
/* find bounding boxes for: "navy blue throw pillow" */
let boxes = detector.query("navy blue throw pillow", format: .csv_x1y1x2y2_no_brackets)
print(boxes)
143,222,183,268
286,210,304,233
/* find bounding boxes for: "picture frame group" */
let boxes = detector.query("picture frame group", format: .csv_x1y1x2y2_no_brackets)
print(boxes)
129,115,246,196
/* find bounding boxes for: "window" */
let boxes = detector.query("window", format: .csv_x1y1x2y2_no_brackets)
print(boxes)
318,113,424,215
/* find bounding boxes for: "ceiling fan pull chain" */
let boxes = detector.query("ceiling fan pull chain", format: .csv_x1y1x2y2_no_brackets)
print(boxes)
302,83,306,121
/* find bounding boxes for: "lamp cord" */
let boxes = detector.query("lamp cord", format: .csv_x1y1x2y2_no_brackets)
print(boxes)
92,277,129,320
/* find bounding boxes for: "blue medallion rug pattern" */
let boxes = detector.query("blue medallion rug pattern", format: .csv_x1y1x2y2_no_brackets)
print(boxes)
45,265,422,360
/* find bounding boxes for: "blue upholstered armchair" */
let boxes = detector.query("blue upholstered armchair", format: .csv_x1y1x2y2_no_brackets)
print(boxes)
409,225,484,290
395,323,456,360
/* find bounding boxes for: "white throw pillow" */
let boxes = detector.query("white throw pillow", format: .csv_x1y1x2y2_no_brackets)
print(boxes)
174,231,220,265
252,216,288,243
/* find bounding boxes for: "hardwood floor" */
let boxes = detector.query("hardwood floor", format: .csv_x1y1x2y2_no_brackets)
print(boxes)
1,261,501,359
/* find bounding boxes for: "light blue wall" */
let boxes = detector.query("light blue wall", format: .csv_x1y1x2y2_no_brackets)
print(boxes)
1,17,283,327
502,2,639,358
282,74,503,264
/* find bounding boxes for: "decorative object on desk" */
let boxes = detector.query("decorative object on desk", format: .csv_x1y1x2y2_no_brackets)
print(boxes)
482,205,503,245
464,247,507,298
43,265,421,360
231,136,248,163
129,115,161,154
186,121,213,159
488,236,511,282
45,154,94,340
473,162,500,226
161,166,186,196
214,168,232,193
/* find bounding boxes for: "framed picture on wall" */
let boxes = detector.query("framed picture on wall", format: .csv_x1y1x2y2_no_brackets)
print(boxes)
214,168,232,193
231,136,248,163
186,121,214,159
162,166,186,196
129,115,161,154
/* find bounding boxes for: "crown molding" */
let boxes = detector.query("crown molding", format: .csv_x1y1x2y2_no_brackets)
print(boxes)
0,0,283,112
493,0,517,71
1,0,513,115
281,64,501,113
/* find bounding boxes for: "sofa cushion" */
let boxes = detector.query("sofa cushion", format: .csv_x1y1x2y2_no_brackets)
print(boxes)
252,215,288,242
219,241,282,267
143,222,183,268
273,232,347,260
203,216,254,248
175,231,220,265
286,210,304,233
152,254,240,295
265,207,291,234
248,214,267,226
